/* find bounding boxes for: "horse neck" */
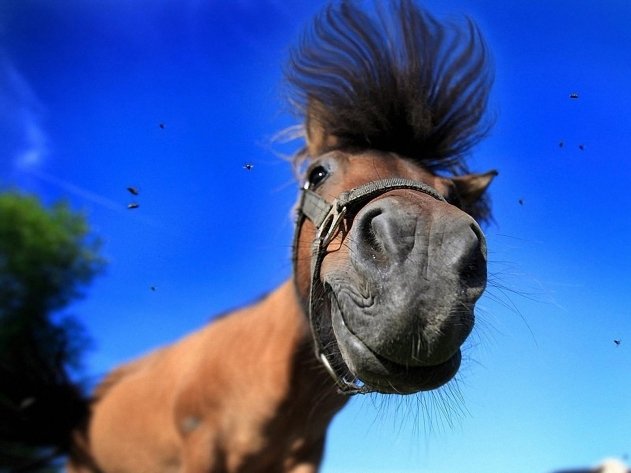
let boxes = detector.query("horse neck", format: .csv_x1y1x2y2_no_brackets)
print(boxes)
215,281,347,460
240,280,348,443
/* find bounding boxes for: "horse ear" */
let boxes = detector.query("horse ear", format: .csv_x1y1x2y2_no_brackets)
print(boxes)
452,170,498,205
305,99,341,157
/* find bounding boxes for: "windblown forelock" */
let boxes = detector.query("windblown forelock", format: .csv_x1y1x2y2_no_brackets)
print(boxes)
285,0,494,172
284,0,495,221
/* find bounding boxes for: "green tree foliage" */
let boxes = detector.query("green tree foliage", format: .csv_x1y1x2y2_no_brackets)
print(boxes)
0,191,104,316
0,191,105,471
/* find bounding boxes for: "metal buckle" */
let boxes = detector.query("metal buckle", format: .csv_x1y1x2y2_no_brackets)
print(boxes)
317,204,347,248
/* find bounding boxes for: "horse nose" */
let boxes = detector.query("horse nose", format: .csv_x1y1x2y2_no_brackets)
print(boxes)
354,197,486,283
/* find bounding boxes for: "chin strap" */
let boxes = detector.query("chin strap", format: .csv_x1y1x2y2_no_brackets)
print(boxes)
294,178,446,395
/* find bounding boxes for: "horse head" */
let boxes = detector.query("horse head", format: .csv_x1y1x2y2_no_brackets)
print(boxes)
289,0,497,395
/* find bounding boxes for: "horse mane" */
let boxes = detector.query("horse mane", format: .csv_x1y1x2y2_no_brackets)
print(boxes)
285,0,494,177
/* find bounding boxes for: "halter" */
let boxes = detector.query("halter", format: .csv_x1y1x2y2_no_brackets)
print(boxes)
293,177,446,395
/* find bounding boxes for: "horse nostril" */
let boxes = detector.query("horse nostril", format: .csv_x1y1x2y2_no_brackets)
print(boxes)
453,221,487,289
356,204,416,262
357,208,384,254
468,222,485,253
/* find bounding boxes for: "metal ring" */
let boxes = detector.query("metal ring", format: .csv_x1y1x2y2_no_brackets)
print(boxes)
318,205,347,248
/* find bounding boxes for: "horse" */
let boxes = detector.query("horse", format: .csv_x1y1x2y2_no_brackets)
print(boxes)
7,1,497,471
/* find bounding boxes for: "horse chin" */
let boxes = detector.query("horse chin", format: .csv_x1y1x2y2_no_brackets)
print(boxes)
328,292,461,394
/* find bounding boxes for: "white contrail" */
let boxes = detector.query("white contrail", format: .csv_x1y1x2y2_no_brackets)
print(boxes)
27,169,124,213
26,169,181,235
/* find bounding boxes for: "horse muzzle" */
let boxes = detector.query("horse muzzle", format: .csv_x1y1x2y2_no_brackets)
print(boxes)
323,193,487,394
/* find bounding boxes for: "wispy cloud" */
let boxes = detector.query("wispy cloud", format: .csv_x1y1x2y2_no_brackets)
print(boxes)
16,119,47,168
0,52,48,171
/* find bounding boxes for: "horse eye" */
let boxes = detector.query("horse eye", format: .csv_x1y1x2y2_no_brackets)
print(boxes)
307,165,329,189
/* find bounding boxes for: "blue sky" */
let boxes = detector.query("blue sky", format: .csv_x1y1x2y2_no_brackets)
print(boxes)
2,1,630,472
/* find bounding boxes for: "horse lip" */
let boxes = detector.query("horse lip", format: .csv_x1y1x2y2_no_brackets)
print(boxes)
327,279,469,367
315,284,362,384
327,288,461,394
